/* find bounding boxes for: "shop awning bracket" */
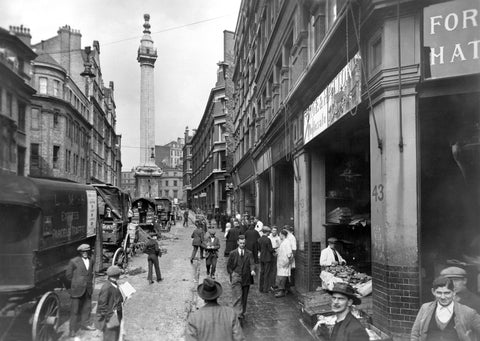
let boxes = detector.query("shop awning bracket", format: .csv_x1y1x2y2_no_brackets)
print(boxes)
348,2,383,154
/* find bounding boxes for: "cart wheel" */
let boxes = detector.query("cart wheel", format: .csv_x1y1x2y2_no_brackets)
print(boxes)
112,247,127,269
123,235,131,258
32,291,60,341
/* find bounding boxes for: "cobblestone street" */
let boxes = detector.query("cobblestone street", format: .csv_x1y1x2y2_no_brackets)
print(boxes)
121,215,316,341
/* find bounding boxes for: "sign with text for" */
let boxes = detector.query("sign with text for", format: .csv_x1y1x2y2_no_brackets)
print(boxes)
303,53,362,144
424,0,480,79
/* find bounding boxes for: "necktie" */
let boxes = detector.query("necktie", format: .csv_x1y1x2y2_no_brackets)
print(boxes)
240,250,244,258
333,249,339,262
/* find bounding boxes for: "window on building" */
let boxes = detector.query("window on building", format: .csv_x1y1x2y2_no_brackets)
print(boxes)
53,145,60,169
173,190,178,198
39,77,47,94
165,180,169,187
53,80,60,97
31,108,39,129
174,180,177,187
6,92,13,117
30,143,40,168
54,111,59,128
15,101,24,131
93,161,97,178
370,35,382,73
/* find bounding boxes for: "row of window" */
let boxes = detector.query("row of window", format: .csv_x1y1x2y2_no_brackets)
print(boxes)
37,77,88,119
0,87,27,132
30,143,86,177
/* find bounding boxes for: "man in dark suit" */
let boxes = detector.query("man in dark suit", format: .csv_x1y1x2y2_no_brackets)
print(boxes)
191,222,205,263
66,244,95,337
96,265,124,341
204,229,221,279
326,282,368,341
245,224,260,264
257,226,274,293
144,235,162,283
227,235,256,320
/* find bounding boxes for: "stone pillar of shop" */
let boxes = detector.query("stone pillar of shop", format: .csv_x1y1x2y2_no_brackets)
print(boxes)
214,179,219,209
293,151,311,292
369,13,421,338
310,151,326,290
254,178,260,218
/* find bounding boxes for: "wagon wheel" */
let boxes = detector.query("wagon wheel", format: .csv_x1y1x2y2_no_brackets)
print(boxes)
32,291,60,341
112,247,127,269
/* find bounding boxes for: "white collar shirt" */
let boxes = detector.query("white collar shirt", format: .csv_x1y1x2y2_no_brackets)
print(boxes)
82,257,90,270
436,301,454,323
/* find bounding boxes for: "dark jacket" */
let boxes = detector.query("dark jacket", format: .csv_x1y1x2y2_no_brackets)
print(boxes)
411,301,480,341
204,236,221,258
144,238,160,256
258,235,274,262
96,281,123,331
245,229,260,253
185,302,245,341
191,228,205,246
225,227,240,255
227,248,255,286
330,311,369,341
66,256,94,298
457,289,480,314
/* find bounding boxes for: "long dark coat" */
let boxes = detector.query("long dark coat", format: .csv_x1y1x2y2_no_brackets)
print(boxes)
330,312,369,341
224,226,240,255
226,248,255,286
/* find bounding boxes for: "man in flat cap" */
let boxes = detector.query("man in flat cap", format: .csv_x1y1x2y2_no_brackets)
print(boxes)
441,266,480,313
411,276,480,341
185,278,244,340
320,237,346,267
227,235,256,320
326,282,368,341
66,244,95,337
204,229,220,279
97,265,123,341
257,226,274,293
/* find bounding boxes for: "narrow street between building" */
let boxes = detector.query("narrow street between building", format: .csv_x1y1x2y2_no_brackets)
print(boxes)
120,217,316,341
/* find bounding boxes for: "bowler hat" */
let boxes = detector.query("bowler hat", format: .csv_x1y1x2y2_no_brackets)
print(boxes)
77,244,91,252
262,226,272,233
326,282,361,305
327,237,338,244
197,277,223,300
440,266,467,278
106,265,122,277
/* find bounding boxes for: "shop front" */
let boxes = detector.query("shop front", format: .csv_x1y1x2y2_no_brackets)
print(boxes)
301,53,372,293
419,0,480,301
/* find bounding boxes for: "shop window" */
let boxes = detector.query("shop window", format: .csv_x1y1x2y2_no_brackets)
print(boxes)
39,77,47,95
53,145,60,169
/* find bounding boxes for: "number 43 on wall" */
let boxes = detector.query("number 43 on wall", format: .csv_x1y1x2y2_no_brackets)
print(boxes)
372,184,384,202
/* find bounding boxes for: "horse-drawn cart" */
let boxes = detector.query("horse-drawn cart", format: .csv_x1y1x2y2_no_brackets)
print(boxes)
0,174,98,341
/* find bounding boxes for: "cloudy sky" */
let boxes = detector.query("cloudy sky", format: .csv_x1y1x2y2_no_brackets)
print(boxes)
1,0,241,170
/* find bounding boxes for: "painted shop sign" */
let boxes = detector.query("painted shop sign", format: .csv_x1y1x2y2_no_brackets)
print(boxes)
303,53,362,144
424,0,480,79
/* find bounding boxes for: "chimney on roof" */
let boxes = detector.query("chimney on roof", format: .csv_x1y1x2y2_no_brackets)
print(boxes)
9,25,32,46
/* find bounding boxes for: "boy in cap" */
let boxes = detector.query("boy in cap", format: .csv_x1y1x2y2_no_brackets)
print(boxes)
326,282,368,341
204,229,220,279
97,265,123,341
320,237,346,267
185,278,244,340
66,244,95,336
440,266,480,313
